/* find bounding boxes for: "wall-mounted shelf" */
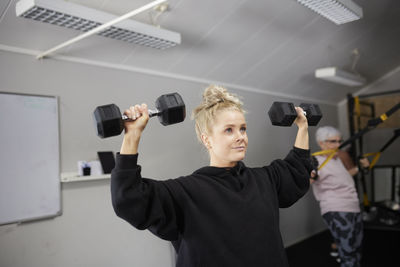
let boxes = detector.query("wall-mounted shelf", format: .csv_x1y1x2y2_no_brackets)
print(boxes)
61,172,110,183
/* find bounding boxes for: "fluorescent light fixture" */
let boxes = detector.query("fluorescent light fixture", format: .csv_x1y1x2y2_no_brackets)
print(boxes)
295,0,363,25
315,67,366,86
16,0,181,49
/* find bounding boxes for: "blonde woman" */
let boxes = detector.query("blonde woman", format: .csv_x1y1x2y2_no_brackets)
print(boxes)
111,85,314,267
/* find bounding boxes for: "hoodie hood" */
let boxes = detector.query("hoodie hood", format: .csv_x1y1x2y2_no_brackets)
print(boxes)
193,161,246,178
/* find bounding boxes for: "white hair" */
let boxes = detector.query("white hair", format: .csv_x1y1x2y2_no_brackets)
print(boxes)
315,126,341,143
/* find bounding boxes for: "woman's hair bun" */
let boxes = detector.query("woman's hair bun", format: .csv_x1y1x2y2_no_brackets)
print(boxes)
202,85,242,109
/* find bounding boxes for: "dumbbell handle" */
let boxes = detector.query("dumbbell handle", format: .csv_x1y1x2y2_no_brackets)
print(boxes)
121,108,160,121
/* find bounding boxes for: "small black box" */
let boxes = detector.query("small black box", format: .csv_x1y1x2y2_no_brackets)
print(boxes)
97,151,115,174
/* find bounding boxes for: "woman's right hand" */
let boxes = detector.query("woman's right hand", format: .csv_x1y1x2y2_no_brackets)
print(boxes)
309,170,317,184
123,103,150,136
120,103,149,155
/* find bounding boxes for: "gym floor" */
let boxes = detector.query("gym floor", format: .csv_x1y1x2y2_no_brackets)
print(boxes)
286,227,400,267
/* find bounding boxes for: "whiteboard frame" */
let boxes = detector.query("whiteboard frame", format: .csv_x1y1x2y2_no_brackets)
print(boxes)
0,92,62,225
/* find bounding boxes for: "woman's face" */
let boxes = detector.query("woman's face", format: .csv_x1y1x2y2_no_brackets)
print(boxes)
202,109,248,167
319,135,342,150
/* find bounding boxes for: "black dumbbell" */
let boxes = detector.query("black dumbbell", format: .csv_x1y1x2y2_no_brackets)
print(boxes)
268,102,322,126
93,92,186,138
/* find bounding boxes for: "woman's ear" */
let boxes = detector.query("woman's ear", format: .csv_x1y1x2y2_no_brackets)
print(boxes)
201,133,211,149
318,141,325,150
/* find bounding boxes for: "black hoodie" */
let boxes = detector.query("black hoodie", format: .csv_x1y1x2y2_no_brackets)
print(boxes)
111,147,312,267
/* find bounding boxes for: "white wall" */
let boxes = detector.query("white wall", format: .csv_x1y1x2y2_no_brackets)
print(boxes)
0,50,335,266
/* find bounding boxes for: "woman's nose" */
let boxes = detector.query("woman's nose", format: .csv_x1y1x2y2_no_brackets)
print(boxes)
236,131,245,141
332,143,340,149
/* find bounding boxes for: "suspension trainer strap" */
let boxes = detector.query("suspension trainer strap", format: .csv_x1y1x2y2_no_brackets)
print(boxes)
312,149,338,170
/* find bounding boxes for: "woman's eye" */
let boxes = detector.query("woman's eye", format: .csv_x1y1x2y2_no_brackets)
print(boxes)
240,127,246,132
225,128,232,133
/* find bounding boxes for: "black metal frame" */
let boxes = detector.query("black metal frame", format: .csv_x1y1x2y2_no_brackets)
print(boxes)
346,90,400,206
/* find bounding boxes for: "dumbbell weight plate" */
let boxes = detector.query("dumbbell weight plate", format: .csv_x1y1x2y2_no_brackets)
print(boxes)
299,103,323,126
268,102,297,126
93,104,124,138
156,93,186,126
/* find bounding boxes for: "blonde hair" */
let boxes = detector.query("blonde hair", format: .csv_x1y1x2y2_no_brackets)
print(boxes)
191,85,245,142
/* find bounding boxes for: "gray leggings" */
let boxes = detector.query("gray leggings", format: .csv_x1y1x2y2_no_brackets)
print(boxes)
322,212,363,267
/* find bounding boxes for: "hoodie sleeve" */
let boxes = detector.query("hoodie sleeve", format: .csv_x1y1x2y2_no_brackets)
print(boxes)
263,147,313,208
111,153,181,241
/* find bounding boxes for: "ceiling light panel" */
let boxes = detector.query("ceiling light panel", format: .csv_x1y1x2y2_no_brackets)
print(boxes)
315,67,366,86
16,0,181,49
296,0,363,25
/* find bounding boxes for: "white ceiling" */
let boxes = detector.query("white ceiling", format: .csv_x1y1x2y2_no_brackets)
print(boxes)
1,0,400,105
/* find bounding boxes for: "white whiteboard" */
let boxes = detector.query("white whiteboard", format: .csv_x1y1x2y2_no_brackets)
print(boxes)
0,92,61,225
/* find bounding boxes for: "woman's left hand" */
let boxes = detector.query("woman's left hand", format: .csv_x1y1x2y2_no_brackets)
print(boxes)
293,106,309,150
359,157,370,168
294,107,308,128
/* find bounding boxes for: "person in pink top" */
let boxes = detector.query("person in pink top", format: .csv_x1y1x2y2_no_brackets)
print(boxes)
311,126,369,267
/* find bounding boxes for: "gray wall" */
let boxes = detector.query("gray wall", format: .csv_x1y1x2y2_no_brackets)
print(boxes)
0,50,336,267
